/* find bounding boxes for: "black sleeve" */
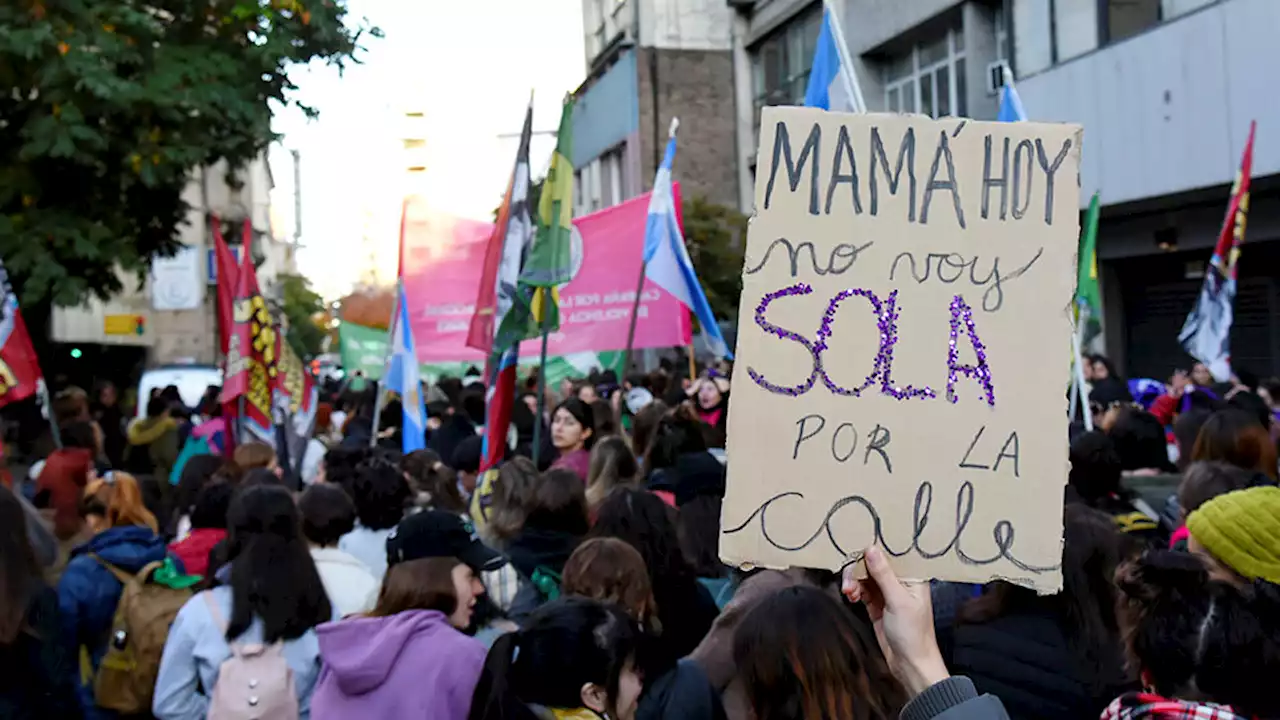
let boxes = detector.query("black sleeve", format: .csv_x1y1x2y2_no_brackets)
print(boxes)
28,586,83,720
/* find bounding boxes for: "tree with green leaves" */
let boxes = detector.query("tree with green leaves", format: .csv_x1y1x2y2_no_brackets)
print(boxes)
682,196,747,325
0,0,377,306
277,272,326,359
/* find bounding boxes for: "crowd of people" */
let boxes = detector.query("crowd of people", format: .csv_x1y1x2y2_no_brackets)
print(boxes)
0,355,1278,720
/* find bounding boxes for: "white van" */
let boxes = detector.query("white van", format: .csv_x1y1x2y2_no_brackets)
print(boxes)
135,364,223,419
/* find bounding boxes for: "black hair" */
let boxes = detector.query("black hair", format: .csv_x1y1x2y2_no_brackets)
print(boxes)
0,484,39,644
350,460,410,530
190,481,234,530
1116,551,1280,717
452,435,483,475
735,586,905,720
1068,430,1125,504
172,455,227,525
468,597,641,720
1226,390,1271,429
960,505,1129,699
240,467,283,489
298,484,356,547
322,446,373,497
677,494,724,579
1177,461,1259,517
146,395,170,418
524,468,590,537
642,405,707,477
225,485,331,643
1172,409,1212,470
460,388,486,426
552,398,596,450
61,421,98,453
592,488,693,587
1108,408,1173,472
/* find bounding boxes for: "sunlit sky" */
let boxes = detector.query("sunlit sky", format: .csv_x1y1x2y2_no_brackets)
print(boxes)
269,0,586,300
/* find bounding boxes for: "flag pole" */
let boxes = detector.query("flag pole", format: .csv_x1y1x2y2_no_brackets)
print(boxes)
822,0,867,113
532,293,551,468
622,117,679,376
1070,314,1093,431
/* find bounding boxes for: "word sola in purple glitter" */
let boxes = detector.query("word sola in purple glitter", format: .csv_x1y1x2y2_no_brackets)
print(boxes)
746,283,996,407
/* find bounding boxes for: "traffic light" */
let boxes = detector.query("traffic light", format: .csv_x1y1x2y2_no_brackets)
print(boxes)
70,347,82,359
135,316,146,336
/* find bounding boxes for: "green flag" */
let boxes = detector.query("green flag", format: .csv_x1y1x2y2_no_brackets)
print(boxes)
339,322,389,382
496,95,576,346
1076,192,1102,344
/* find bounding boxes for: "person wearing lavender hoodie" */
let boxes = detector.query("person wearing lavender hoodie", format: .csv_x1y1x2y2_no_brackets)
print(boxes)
311,511,506,719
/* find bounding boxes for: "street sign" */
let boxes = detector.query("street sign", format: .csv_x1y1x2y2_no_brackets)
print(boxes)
104,314,146,336
207,246,243,284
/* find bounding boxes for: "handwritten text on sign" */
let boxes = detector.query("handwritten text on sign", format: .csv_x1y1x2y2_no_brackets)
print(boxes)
721,109,1081,592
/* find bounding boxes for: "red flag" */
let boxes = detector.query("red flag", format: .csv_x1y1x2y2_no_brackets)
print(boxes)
212,217,241,356
220,224,276,438
0,259,42,408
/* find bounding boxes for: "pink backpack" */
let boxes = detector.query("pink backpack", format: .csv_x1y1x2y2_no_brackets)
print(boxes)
202,592,299,720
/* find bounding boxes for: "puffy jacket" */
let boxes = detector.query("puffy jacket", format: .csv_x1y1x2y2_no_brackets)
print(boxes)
125,416,179,479
56,524,172,717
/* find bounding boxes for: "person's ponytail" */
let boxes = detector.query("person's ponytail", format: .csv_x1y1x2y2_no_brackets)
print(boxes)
468,631,536,720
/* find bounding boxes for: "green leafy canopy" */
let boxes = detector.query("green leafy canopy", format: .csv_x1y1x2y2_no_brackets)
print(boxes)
0,0,379,306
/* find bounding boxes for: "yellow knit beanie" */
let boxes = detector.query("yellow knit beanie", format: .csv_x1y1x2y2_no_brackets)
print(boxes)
1186,485,1280,584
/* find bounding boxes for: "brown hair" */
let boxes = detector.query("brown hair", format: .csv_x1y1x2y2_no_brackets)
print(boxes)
1191,409,1278,479
585,437,639,510
402,449,466,514
562,537,658,629
233,441,277,472
486,456,540,544
81,472,158,532
524,468,589,536
629,400,668,460
735,585,905,720
370,557,458,618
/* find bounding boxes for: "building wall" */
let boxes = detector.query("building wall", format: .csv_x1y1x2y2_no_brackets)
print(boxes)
572,50,641,168
640,0,733,50
1016,0,1280,208
636,46,738,207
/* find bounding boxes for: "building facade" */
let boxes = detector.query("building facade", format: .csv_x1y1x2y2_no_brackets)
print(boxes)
50,153,298,367
572,0,739,215
728,0,1280,378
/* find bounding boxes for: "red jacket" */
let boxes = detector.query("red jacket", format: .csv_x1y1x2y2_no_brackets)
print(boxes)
168,527,226,578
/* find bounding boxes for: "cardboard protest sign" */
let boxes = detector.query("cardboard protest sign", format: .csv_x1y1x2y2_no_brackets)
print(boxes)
721,108,1082,592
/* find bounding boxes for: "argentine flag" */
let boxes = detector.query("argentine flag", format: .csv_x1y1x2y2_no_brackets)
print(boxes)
643,135,732,360
996,78,1027,122
804,8,856,112
383,283,426,453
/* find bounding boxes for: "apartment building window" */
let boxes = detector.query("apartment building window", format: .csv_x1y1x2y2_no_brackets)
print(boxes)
884,26,966,118
586,0,627,61
601,146,625,207
1102,0,1161,44
751,9,822,127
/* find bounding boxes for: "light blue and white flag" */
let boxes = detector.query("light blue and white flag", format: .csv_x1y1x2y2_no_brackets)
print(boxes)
383,282,426,453
804,8,856,112
642,134,732,359
996,77,1027,122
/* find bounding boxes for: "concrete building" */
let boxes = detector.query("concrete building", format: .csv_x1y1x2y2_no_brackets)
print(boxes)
572,0,739,215
51,153,298,367
728,0,1280,378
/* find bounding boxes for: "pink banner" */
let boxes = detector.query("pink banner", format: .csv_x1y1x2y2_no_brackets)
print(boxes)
402,189,692,364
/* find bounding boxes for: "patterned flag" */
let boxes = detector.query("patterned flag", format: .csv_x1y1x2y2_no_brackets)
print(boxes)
220,229,276,441
1179,121,1255,382
472,101,535,471
496,95,576,347
0,258,42,408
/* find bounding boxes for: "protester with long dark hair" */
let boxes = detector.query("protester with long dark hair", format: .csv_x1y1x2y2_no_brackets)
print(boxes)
585,436,639,514
57,472,169,717
591,488,719,660
1191,408,1278,480
735,585,905,720
505,469,589,621
1067,431,1165,549
1107,550,1280,718
0,484,80,719
468,598,645,720
946,504,1133,720
153,485,332,718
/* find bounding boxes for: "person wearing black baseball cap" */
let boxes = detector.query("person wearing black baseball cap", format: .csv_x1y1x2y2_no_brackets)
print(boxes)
385,510,506,574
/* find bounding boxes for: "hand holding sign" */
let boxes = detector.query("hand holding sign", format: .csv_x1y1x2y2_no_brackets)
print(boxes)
720,108,1082,592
